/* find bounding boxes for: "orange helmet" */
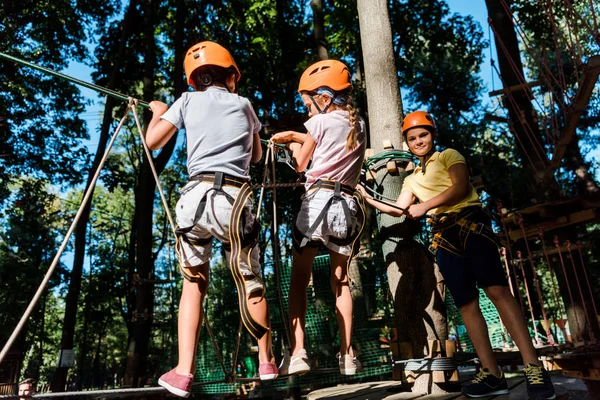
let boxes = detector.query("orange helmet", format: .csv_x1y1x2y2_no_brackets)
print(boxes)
184,41,241,88
401,111,436,138
298,60,352,94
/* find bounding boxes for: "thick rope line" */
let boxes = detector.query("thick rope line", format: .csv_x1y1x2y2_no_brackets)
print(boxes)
0,52,149,109
130,105,177,238
576,242,599,319
553,236,582,340
269,142,293,349
538,229,567,323
496,201,526,314
488,23,549,169
518,217,554,345
0,104,132,365
517,251,542,346
566,241,595,341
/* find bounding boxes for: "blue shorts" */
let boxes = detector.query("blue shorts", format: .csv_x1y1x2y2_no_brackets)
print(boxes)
434,210,508,308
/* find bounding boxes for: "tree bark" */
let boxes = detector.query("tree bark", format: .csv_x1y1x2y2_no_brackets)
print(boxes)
123,0,181,386
50,0,137,392
123,0,157,387
310,0,328,60
357,0,447,394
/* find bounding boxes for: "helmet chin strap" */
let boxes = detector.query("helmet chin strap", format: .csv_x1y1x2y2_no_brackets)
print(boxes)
309,94,334,114
421,147,436,174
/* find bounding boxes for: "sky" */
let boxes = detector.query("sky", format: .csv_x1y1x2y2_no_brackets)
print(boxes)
64,0,500,150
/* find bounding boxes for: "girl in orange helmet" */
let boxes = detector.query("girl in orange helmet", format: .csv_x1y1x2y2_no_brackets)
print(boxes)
359,111,555,399
271,60,367,376
146,41,277,397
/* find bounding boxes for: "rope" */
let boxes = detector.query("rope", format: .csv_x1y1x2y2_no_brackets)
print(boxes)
576,242,599,320
566,240,595,341
364,149,413,170
538,229,568,332
394,357,458,372
554,235,582,340
517,251,542,346
518,216,554,345
496,201,526,314
0,52,149,109
0,102,133,365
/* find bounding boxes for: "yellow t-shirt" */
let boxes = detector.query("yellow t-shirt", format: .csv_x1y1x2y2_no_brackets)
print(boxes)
401,149,481,215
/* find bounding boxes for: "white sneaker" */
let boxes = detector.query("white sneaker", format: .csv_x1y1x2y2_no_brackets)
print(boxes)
278,349,311,376
337,350,362,375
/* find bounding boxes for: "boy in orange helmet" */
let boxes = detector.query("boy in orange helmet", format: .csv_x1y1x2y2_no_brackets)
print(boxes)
146,41,277,397
359,111,555,399
271,60,367,376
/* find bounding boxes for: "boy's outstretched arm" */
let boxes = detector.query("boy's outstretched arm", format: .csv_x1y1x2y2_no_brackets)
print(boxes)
358,186,415,217
407,163,470,219
146,101,178,150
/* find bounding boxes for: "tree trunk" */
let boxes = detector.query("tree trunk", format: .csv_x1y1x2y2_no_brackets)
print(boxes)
357,0,447,394
310,0,328,60
123,0,157,387
565,131,600,196
485,0,558,200
50,1,136,392
123,0,180,386
276,0,297,113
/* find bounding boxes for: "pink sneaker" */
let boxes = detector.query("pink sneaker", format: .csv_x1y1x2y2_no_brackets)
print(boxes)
158,368,193,398
259,361,279,380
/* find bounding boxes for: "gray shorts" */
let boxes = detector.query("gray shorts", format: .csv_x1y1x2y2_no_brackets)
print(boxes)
175,181,262,293
295,188,360,256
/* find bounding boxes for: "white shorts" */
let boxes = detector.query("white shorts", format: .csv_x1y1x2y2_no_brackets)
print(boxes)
175,181,262,293
294,188,360,256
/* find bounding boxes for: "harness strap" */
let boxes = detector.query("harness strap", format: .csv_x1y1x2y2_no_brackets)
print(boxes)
429,207,501,257
229,182,269,339
176,172,246,282
299,180,355,248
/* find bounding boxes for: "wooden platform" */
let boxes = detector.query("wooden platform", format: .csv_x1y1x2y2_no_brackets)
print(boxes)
306,374,588,399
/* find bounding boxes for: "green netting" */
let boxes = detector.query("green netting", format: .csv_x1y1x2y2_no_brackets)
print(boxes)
445,288,508,351
183,254,392,395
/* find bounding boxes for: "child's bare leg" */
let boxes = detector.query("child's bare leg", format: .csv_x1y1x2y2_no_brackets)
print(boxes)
177,263,209,375
330,251,353,355
484,285,539,365
289,247,318,355
247,289,274,363
459,297,501,376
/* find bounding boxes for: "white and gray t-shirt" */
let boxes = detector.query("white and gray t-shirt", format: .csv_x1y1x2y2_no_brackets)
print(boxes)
160,86,262,180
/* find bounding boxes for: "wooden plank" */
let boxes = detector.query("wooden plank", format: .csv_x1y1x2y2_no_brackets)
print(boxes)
508,208,598,241
307,381,406,400
488,80,542,97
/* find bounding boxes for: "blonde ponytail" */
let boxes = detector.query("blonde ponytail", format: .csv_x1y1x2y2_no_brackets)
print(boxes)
345,102,358,151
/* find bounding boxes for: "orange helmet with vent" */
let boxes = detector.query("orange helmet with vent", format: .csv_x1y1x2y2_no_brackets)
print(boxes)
184,41,241,88
401,111,436,140
298,60,352,94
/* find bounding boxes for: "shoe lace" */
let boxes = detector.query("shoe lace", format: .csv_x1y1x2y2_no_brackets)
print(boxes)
525,365,544,385
472,369,491,383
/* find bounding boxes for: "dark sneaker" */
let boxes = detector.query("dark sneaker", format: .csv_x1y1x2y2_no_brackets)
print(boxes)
462,368,509,398
524,363,556,399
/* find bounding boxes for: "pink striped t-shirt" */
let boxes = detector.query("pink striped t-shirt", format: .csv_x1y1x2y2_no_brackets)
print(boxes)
304,110,366,190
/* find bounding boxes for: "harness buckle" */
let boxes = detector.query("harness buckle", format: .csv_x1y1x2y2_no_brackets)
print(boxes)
213,172,224,190
334,181,342,197
472,222,484,235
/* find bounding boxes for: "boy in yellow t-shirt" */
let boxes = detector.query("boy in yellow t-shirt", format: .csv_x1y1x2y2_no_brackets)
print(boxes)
359,111,555,399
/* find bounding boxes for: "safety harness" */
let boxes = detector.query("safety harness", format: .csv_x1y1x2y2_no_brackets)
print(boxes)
174,171,267,339
429,206,501,256
293,179,366,258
